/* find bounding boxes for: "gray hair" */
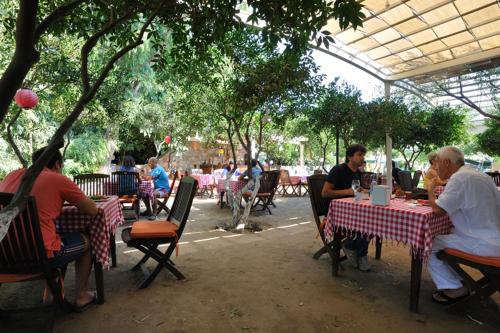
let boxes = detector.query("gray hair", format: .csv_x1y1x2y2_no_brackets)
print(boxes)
148,157,158,164
437,146,465,166
427,152,438,164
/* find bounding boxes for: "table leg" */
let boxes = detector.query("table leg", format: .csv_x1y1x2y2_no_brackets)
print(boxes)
332,229,342,276
110,233,117,267
375,236,382,260
410,254,423,313
94,260,105,304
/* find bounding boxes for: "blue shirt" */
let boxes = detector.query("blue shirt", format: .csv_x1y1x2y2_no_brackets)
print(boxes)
150,165,170,191
241,167,262,179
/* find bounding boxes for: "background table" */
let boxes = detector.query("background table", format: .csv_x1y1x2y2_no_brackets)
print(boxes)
289,175,309,196
217,179,247,207
324,197,452,312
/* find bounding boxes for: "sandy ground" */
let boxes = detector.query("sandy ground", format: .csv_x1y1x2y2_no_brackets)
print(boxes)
1,195,499,332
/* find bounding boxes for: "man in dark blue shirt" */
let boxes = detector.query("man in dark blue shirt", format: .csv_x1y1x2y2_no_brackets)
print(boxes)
322,144,371,272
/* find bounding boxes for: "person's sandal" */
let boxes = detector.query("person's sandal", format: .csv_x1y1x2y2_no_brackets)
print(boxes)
432,290,470,305
74,292,98,313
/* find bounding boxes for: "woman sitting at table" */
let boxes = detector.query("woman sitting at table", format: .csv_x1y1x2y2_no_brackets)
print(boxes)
120,155,138,172
0,147,98,312
423,152,447,188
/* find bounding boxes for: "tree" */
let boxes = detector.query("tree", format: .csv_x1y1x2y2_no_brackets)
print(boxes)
477,116,500,157
364,99,468,170
0,0,364,234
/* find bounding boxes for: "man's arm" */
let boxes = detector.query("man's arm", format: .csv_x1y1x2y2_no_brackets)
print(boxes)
427,178,447,216
321,181,354,199
75,197,98,216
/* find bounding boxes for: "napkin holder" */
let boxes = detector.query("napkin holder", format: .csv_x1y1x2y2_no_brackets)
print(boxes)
371,185,391,206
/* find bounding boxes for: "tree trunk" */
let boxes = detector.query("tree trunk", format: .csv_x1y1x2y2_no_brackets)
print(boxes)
0,0,40,124
335,128,340,165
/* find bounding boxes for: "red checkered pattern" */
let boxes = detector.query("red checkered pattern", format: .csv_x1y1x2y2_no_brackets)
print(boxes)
323,198,452,262
192,174,215,188
217,179,246,195
434,186,444,196
56,196,124,268
289,176,307,184
105,180,154,199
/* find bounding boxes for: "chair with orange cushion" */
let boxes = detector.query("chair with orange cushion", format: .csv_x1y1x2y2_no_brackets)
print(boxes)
242,170,280,215
438,248,500,305
121,176,197,288
0,193,68,311
111,171,141,219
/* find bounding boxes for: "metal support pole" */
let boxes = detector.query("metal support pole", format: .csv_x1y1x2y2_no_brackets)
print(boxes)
385,81,392,193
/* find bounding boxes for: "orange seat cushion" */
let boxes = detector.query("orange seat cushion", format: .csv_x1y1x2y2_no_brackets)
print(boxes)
130,221,178,239
444,248,500,268
256,193,271,197
0,273,43,283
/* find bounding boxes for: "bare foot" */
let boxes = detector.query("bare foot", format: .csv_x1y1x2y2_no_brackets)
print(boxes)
75,290,96,307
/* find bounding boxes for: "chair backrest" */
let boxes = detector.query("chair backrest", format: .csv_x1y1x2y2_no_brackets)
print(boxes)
167,176,198,236
398,171,414,191
412,170,422,188
167,171,179,198
313,169,324,175
486,172,500,186
258,170,280,195
0,193,49,275
74,173,110,196
111,171,139,196
307,175,332,232
360,172,375,189
279,170,291,183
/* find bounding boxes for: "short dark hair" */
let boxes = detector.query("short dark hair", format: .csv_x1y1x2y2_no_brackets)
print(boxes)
123,155,136,168
32,146,63,169
345,144,367,161
251,159,257,167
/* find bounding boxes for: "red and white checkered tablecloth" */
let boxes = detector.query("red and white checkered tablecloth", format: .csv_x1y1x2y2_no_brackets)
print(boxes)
56,196,124,268
105,180,154,199
289,176,307,184
324,198,452,262
192,174,215,188
217,179,247,195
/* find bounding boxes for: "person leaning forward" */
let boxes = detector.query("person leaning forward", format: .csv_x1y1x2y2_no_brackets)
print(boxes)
141,157,170,220
321,144,371,272
427,146,500,305
0,146,98,312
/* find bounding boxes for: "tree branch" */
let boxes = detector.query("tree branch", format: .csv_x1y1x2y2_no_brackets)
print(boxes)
34,0,87,42
6,108,28,167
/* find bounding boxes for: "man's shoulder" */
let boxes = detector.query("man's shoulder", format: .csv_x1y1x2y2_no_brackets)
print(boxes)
329,163,346,174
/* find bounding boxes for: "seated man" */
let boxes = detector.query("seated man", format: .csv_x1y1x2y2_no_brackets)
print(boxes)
238,159,262,181
141,157,170,220
427,146,500,304
321,144,371,272
0,146,98,311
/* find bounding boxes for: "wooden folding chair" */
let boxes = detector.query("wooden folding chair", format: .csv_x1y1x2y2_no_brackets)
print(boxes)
307,175,347,275
74,173,110,196
398,171,414,191
486,172,500,186
157,171,178,215
121,176,198,288
111,171,140,220
437,249,500,306
279,170,300,196
242,171,280,215
0,193,69,312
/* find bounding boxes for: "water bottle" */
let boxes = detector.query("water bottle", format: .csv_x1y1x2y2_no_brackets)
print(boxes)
370,174,377,197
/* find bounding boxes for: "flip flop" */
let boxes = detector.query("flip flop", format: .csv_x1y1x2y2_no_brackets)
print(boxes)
432,290,470,306
73,293,98,313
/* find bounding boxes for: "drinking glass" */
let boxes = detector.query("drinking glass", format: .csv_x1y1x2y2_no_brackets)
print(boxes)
351,180,360,194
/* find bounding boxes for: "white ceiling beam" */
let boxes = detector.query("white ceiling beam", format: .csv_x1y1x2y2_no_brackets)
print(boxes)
387,48,500,80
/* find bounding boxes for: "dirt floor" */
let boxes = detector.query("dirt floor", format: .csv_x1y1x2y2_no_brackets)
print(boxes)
1,195,499,332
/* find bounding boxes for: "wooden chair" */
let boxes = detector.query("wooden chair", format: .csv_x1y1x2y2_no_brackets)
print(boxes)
243,171,280,215
398,171,414,191
360,171,376,189
157,171,178,215
307,175,347,275
111,171,140,220
412,170,422,188
437,249,500,306
486,172,500,186
313,169,324,175
74,173,110,196
279,170,300,196
0,193,68,312
121,176,198,288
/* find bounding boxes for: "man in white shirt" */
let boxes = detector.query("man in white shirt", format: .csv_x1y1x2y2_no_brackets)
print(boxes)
427,146,500,305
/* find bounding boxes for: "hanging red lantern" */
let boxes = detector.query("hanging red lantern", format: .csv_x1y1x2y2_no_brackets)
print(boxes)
14,89,39,109
164,135,171,144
